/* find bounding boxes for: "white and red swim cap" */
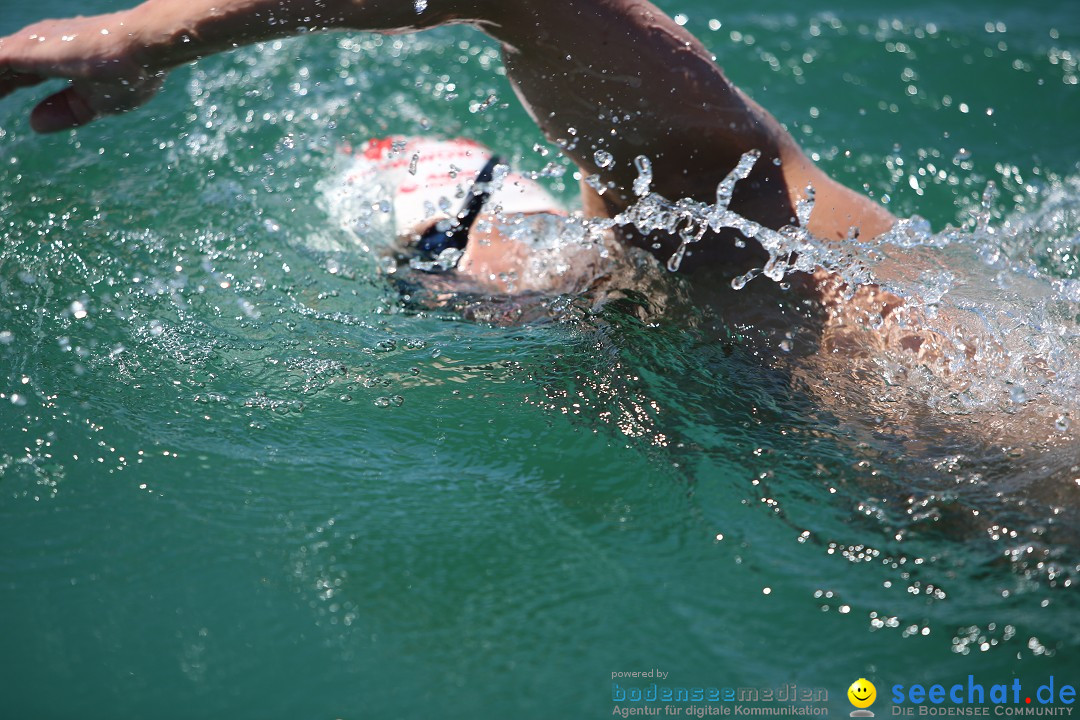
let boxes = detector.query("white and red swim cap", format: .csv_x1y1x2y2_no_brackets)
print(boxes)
336,136,563,239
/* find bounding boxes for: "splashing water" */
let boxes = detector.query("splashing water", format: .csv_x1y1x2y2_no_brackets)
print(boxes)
609,149,846,277
591,149,1080,446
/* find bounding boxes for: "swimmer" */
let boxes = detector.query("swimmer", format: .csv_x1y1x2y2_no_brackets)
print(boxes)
0,0,1029,388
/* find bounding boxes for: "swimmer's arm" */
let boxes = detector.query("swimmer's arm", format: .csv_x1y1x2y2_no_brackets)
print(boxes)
0,0,495,133
482,0,896,240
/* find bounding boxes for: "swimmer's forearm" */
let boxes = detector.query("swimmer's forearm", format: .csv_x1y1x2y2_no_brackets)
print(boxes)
129,0,499,70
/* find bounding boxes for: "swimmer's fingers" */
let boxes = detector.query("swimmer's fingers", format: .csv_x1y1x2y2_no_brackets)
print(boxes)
28,76,164,133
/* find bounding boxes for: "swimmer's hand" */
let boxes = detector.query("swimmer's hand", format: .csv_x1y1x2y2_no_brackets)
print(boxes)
0,12,163,133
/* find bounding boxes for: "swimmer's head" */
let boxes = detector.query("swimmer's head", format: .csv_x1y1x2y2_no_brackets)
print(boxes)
331,136,563,251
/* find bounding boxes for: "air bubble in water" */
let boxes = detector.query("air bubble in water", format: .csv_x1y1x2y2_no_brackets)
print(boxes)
594,149,614,169
1055,415,1071,432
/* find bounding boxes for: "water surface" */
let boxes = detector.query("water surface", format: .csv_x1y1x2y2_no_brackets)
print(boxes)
1,0,1078,717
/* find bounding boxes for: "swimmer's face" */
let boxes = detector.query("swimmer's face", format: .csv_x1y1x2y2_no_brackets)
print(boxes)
848,679,876,709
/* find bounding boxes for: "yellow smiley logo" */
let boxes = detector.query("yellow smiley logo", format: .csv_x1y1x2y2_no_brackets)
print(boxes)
848,678,877,709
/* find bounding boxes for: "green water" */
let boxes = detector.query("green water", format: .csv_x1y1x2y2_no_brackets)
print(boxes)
1,1,1078,718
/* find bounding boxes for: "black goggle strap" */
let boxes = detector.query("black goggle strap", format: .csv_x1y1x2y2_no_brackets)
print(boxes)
415,154,503,262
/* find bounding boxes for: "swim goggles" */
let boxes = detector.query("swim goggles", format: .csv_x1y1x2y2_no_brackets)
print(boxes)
413,155,502,272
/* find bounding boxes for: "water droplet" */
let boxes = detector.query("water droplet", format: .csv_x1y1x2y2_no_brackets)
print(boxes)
666,242,689,272
408,152,419,176
632,155,653,196
594,149,614,169
795,183,815,226
470,93,498,113
1055,415,1071,432
716,150,761,208
414,0,428,13
731,268,761,291
584,174,606,195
